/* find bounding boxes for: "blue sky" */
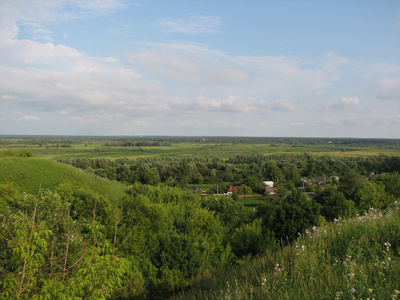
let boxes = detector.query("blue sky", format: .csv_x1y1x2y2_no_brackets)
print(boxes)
0,0,399,138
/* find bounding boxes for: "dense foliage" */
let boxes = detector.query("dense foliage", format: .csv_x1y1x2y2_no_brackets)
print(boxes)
1,148,400,298
59,154,400,192
171,202,400,299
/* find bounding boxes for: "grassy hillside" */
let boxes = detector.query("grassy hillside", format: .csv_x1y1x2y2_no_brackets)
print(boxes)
0,157,127,200
171,203,400,299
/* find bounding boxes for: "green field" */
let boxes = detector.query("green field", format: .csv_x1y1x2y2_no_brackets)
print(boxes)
1,136,400,160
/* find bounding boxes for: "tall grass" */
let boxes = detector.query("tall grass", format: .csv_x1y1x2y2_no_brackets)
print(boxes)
170,202,400,299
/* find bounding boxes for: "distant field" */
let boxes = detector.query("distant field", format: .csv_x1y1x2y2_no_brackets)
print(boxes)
1,136,400,160
1,142,400,161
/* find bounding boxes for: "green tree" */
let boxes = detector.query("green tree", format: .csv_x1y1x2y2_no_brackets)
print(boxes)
353,181,388,211
339,168,362,201
257,189,321,243
314,186,355,221
376,173,400,199
0,188,139,299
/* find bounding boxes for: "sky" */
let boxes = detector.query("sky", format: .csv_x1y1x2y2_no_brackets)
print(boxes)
0,0,399,138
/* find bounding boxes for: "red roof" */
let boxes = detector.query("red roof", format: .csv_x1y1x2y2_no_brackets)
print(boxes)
227,186,241,193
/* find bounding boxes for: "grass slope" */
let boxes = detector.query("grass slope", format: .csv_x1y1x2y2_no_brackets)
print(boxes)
171,204,400,299
0,157,127,200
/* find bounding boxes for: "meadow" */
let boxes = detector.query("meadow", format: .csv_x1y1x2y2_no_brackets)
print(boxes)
170,203,400,299
1,136,400,161
0,157,127,200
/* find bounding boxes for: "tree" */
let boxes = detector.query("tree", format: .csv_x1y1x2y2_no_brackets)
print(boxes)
339,168,362,201
0,188,138,299
314,186,355,221
353,181,388,211
257,189,321,243
376,173,400,199
265,161,283,182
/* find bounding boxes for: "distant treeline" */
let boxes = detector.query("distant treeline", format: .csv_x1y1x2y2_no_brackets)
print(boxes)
1,135,400,147
104,141,172,147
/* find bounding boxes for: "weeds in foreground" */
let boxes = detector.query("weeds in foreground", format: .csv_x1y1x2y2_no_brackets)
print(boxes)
171,202,400,299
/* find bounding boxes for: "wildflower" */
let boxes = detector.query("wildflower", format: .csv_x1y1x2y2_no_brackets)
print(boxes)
349,256,352,259
296,253,299,256
351,288,356,293
388,257,392,261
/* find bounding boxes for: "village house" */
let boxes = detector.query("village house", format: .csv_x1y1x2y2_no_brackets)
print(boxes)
262,181,275,195
190,186,206,195
225,186,242,196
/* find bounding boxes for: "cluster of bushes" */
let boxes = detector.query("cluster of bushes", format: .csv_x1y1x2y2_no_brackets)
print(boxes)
0,182,254,298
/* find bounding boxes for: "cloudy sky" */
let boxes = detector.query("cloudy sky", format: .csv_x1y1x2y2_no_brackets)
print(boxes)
0,0,399,138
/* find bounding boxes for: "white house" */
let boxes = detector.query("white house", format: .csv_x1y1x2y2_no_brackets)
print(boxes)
262,181,274,187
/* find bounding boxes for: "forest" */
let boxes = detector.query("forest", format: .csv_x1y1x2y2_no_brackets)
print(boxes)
0,136,400,299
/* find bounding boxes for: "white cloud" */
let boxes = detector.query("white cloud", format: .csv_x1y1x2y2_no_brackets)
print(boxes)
156,14,222,34
0,0,126,40
318,97,360,111
1,1,398,137
271,99,296,112
377,77,400,100
1,94,16,100
0,36,356,133
19,115,40,121
125,43,345,98
330,97,360,109
167,95,266,115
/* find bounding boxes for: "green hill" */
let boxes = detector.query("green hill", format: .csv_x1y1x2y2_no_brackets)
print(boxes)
0,157,127,200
